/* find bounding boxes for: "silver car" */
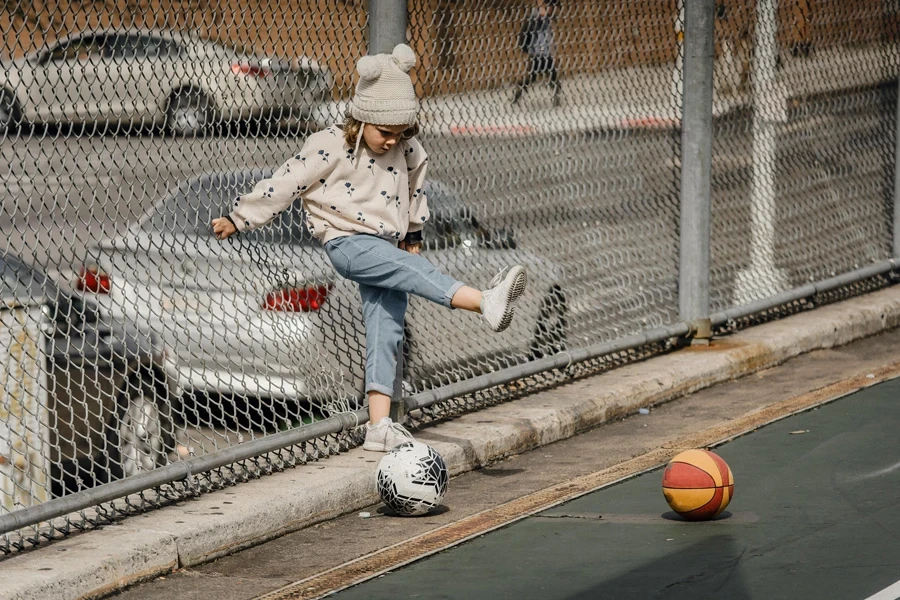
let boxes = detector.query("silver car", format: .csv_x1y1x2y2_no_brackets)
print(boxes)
0,28,333,135
1,250,176,499
80,170,568,414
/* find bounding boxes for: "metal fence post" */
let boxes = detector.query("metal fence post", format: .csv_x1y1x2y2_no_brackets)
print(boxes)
368,0,408,55
368,0,409,421
894,74,900,258
734,0,788,304
678,0,715,343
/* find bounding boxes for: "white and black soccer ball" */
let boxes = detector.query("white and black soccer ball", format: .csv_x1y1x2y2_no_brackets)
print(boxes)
376,441,448,516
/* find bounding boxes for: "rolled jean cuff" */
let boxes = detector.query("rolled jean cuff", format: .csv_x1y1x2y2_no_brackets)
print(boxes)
444,280,466,309
365,382,395,396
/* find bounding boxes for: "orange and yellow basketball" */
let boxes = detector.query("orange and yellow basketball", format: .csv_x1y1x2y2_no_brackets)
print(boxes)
662,449,734,521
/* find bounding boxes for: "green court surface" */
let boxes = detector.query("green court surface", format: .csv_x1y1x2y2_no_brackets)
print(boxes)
335,378,900,600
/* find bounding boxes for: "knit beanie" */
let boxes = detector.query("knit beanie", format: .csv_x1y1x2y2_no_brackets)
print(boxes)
349,44,419,126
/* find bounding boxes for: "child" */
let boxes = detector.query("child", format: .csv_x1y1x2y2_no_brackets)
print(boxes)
211,44,527,452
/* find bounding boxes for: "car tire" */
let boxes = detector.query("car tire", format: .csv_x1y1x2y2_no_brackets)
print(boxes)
529,286,568,360
0,88,20,134
51,454,99,498
102,370,174,482
165,91,212,137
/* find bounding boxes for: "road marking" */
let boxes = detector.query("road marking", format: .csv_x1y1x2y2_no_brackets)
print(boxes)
864,579,900,600
448,124,536,136
849,459,900,482
254,360,900,600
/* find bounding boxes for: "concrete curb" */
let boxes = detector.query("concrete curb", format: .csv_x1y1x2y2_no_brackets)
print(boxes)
2,285,899,600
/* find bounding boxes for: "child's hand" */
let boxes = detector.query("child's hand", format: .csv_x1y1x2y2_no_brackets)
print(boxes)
400,240,422,255
211,217,237,240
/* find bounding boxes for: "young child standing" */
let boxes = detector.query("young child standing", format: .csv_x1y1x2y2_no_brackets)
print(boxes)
211,44,528,452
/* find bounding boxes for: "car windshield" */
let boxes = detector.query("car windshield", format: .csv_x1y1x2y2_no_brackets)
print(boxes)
143,172,315,246
104,34,181,59
44,36,105,63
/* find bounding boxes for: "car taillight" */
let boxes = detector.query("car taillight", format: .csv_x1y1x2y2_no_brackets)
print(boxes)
231,63,271,78
77,266,111,294
262,285,330,312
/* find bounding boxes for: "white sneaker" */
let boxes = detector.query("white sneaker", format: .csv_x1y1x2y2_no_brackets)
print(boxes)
480,265,528,332
363,417,415,452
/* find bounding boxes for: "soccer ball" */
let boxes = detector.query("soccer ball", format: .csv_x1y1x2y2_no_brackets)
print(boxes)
376,441,448,516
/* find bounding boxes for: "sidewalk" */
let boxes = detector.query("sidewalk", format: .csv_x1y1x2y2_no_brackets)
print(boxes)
2,284,900,599
312,44,898,137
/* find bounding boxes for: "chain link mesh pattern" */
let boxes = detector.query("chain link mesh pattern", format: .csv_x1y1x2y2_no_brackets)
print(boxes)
1,0,897,553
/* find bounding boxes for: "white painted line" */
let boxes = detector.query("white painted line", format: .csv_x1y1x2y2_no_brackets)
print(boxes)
865,579,900,600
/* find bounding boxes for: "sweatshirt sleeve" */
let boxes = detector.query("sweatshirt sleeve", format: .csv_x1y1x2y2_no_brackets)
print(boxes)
405,139,430,235
229,132,337,233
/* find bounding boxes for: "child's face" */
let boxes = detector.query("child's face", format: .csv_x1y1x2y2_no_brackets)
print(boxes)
363,123,408,154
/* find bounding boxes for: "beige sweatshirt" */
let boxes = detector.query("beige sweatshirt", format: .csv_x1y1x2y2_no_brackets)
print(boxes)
229,125,429,245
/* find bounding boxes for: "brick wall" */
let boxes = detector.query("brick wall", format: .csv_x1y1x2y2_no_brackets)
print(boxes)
2,0,895,98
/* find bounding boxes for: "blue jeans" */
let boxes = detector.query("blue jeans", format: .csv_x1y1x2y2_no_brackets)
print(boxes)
324,234,465,396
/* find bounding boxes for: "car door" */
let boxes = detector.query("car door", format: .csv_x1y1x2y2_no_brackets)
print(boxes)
103,33,167,121
92,33,136,121
27,35,104,122
136,35,180,119
25,41,74,121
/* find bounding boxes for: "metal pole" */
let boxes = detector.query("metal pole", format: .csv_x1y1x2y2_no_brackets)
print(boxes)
368,0,409,420
894,75,900,256
678,0,715,342
734,0,788,304
368,0,408,55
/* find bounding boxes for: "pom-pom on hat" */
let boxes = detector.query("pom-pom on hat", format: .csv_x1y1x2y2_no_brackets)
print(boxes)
349,44,419,126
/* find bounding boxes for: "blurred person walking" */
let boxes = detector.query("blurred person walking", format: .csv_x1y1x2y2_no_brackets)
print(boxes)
513,0,562,107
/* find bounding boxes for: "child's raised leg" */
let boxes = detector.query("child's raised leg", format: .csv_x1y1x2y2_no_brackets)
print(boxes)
325,235,527,332
449,285,482,311
325,234,464,309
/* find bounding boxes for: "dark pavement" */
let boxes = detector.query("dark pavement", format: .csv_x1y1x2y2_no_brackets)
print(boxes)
334,377,900,600
110,327,900,600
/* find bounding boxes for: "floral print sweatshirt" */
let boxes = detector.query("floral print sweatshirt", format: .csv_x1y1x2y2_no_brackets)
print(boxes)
229,125,429,245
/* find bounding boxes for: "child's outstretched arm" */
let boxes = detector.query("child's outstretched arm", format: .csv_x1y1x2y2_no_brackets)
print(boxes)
211,133,337,240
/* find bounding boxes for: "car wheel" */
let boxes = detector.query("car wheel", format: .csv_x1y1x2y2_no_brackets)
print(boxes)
529,286,568,360
104,372,173,481
165,91,211,136
0,88,20,134
51,455,98,497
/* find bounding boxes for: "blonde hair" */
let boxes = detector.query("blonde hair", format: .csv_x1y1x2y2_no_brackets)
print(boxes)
342,113,420,148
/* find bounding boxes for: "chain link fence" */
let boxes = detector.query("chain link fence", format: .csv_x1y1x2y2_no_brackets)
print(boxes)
1,0,898,552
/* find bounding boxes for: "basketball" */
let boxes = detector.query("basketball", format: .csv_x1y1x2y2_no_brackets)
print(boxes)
662,449,734,521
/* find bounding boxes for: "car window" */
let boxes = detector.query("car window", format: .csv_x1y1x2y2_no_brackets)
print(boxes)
105,34,181,59
422,184,477,250
143,173,315,246
47,37,105,62
0,259,44,299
